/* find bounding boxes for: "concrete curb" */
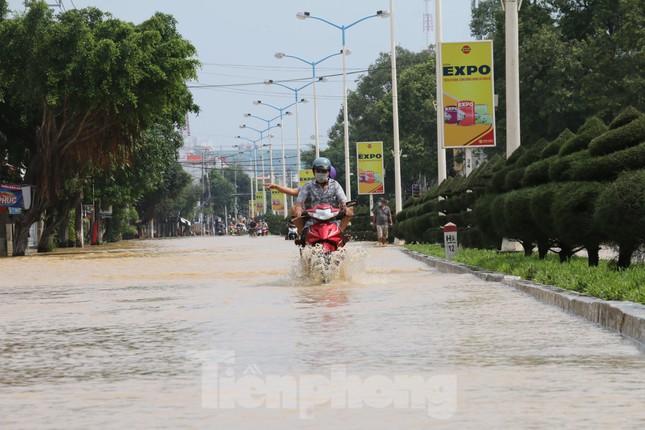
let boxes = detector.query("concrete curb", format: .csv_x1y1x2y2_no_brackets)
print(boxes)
401,249,645,347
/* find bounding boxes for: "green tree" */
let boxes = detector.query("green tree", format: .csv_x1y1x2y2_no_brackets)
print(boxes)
551,181,607,266
595,169,645,269
471,0,644,148
206,168,235,216
94,123,186,243
136,161,196,227
0,2,199,255
324,48,434,202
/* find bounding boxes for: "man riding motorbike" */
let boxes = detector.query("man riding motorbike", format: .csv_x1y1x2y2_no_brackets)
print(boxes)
293,157,354,240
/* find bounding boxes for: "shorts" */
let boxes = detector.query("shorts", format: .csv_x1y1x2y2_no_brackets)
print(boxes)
376,224,389,240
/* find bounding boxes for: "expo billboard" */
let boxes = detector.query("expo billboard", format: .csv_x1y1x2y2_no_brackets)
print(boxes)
441,41,496,148
356,141,385,195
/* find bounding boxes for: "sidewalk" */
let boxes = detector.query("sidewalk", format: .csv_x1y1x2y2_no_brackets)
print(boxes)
402,249,645,347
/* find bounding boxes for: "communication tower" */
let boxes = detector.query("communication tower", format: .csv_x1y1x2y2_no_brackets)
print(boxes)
181,113,191,139
24,0,64,9
422,0,434,50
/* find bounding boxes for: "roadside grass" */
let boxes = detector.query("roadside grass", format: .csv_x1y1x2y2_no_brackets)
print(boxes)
406,244,645,305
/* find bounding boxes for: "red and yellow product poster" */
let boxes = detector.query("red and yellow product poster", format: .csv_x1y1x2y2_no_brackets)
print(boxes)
299,169,314,188
441,41,496,147
356,141,385,195
271,189,284,212
255,190,265,214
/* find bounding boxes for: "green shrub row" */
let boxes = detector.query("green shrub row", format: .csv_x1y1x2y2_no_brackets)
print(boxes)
406,244,645,305
395,107,645,269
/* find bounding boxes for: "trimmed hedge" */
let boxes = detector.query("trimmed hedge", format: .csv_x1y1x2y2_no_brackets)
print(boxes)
522,157,554,187
594,169,645,268
588,113,645,156
549,151,590,182
558,117,607,156
395,107,644,269
551,181,607,265
608,106,642,130
541,128,575,158
571,142,645,182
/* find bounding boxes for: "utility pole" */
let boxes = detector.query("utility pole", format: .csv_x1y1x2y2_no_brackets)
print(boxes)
436,0,447,183
503,0,522,157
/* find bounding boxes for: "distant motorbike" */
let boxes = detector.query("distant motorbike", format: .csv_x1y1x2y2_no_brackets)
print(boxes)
298,202,354,283
286,224,298,241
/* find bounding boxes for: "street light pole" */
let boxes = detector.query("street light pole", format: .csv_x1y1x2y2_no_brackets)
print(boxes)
297,10,389,200
235,135,264,218
504,0,522,157
254,100,303,217
436,0,447,183
265,79,316,174
232,145,249,220
274,52,342,158
388,0,402,214
242,115,281,183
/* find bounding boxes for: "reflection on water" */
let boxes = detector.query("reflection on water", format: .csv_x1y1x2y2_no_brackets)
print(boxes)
1,236,644,429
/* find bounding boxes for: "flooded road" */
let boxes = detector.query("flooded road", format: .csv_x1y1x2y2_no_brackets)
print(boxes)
1,236,644,429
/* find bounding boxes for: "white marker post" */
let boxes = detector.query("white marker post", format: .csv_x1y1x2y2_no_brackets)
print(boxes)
443,222,458,260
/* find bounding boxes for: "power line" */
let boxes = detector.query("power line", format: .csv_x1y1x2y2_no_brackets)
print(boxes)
187,69,371,90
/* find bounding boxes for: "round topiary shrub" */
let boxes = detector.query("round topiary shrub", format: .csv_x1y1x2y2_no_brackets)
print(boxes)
595,169,645,268
588,113,645,156
558,117,607,156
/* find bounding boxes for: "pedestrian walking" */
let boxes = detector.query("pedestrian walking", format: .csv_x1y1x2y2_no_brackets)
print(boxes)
372,197,393,246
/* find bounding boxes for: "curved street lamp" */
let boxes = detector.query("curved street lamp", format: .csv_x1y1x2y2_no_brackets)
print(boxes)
234,136,264,217
242,114,281,183
264,78,318,171
274,51,344,158
253,100,304,216
296,10,390,200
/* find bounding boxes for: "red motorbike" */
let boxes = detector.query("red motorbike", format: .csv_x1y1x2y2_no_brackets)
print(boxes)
304,204,345,252
299,202,354,282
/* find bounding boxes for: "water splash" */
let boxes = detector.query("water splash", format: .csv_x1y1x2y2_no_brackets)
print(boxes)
288,245,367,286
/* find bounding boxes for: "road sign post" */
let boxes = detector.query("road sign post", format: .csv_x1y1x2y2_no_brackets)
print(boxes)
444,222,458,260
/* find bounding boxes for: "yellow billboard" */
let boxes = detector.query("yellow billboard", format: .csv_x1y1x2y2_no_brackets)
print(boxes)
271,189,284,212
255,190,264,214
441,41,496,148
299,169,314,188
356,141,385,195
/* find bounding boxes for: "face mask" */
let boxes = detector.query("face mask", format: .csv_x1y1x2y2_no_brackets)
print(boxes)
377,202,383,207
315,172,329,183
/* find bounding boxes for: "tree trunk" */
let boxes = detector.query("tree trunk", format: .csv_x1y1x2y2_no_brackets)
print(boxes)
0,212,8,257
37,193,80,252
586,245,600,267
617,245,634,269
13,217,34,256
558,242,574,263
521,240,534,257
12,205,43,256
537,241,550,260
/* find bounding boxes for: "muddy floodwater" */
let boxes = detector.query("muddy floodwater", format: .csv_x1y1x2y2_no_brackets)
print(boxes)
1,236,644,429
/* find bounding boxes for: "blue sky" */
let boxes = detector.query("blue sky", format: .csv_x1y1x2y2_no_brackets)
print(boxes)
7,1,475,154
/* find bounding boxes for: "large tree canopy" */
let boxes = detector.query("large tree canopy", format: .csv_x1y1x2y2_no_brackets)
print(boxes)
472,0,644,146
0,1,199,255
